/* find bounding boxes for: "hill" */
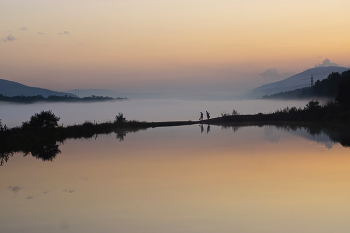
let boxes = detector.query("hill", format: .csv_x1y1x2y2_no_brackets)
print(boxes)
65,89,122,98
262,70,350,100
246,66,349,98
0,79,77,98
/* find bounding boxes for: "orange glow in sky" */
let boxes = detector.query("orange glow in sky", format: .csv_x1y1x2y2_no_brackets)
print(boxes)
1,0,349,91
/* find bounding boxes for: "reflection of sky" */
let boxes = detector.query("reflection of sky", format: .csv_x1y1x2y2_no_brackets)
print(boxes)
0,125,349,233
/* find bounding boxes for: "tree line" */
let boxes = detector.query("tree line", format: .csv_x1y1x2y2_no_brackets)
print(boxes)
0,94,127,103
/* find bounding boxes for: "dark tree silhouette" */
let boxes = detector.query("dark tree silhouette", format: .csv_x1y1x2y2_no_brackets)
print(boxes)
115,113,126,123
305,99,321,111
336,78,350,105
29,110,60,129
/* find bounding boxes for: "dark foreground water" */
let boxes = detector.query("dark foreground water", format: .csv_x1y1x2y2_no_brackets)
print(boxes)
1,124,350,233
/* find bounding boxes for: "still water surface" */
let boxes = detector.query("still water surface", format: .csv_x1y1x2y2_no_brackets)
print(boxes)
0,99,311,127
1,124,349,233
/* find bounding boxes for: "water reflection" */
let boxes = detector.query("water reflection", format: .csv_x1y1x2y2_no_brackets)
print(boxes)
1,123,350,233
1,123,350,166
0,128,145,166
219,123,350,148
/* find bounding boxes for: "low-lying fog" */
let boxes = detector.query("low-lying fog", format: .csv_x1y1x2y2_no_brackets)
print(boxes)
0,99,312,128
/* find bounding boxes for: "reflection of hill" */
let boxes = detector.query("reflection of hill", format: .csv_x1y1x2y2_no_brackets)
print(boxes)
217,122,350,149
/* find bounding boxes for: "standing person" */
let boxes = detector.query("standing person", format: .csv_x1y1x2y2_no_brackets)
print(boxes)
206,111,210,119
199,112,203,121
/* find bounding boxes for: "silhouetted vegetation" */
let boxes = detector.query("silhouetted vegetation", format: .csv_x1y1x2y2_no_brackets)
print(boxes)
213,100,350,123
263,70,350,100
336,78,350,105
0,112,149,166
0,94,127,103
2,98,350,166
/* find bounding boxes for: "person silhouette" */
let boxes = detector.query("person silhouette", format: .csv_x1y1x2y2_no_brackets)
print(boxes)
207,125,211,134
199,112,203,121
206,111,210,119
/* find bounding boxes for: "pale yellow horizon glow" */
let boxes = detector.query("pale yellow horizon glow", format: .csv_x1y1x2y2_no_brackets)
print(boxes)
1,0,349,91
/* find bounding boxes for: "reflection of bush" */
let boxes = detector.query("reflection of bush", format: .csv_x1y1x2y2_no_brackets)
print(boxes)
0,111,149,165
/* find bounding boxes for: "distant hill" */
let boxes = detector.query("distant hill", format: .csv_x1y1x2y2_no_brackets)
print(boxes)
65,89,144,99
262,70,350,100
65,89,122,98
0,79,77,98
246,66,349,98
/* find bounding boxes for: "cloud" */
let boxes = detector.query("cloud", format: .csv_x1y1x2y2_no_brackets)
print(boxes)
58,31,70,35
20,27,27,31
63,189,75,193
315,58,339,67
43,191,50,194
2,34,17,42
37,32,45,35
8,186,22,193
258,68,295,83
26,196,34,199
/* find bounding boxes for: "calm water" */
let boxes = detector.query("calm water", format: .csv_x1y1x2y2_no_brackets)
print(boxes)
0,99,311,127
1,124,350,233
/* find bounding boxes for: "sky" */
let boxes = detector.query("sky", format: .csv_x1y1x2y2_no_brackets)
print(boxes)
1,0,350,93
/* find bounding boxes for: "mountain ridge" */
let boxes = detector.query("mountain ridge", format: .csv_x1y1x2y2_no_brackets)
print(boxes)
246,66,349,98
0,79,77,98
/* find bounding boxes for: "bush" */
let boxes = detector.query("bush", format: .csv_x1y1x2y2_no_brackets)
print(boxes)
29,110,60,129
232,109,239,115
305,100,321,111
0,120,7,132
115,113,126,123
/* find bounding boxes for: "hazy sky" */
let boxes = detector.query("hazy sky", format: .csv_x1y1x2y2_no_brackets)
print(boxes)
1,0,349,92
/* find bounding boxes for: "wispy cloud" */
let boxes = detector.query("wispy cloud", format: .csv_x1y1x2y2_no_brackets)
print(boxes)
258,68,295,83
58,31,70,35
2,34,17,42
8,186,22,193
26,196,34,199
63,189,75,193
37,32,45,35
315,58,339,67
20,27,28,31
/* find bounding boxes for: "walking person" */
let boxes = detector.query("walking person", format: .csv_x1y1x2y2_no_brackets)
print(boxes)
206,111,210,119
199,112,203,121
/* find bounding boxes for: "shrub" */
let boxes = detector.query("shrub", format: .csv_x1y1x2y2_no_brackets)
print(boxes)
305,100,321,111
115,113,126,123
232,109,239,115
0,120,7,132
29,110,60,129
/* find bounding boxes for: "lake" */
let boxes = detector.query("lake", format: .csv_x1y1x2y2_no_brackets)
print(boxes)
1,122,350,233
0,99,312,127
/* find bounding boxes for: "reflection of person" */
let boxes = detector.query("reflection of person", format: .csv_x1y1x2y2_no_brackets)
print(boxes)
206,111,210,119
207,125,211,134
199,112,203,121
199,124,204,133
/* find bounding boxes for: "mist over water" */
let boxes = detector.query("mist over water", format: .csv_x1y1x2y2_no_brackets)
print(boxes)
0,99,311,127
